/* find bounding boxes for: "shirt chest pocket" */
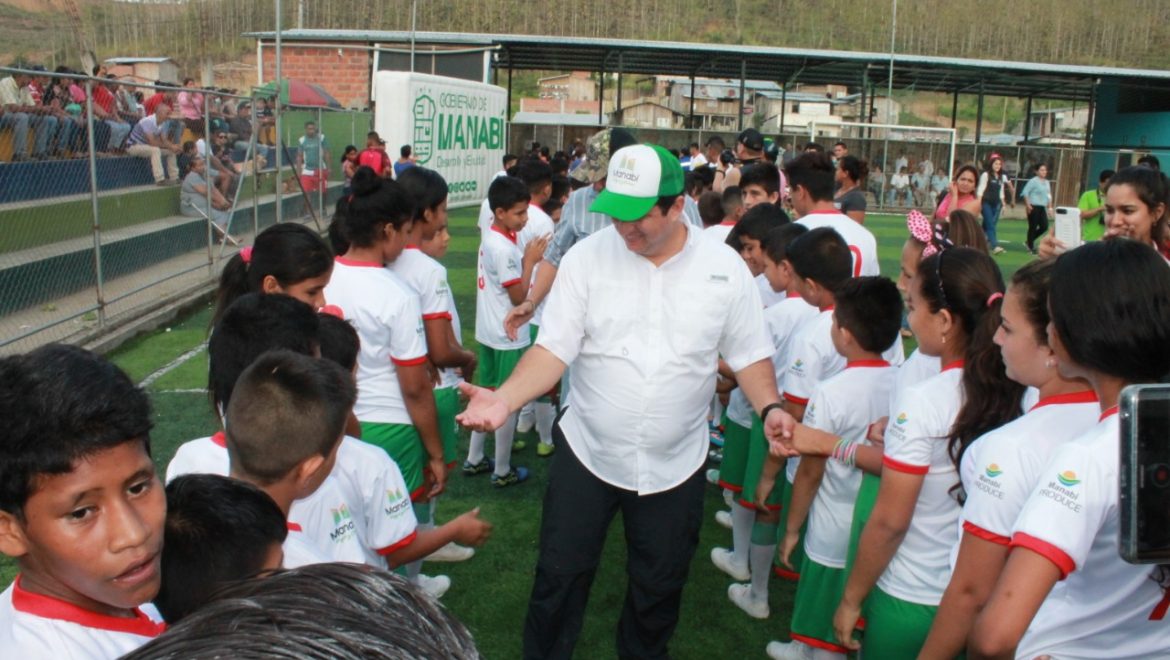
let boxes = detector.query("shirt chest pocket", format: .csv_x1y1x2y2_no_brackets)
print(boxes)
666,283,729,357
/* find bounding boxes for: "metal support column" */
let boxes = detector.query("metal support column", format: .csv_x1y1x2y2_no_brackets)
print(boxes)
688,72,696,130
975,82,985,145
951,90,959,128
737,58,746,132
84,78,105,327
779,84,787,135
598,56,606,126
616,52,623,124
1023,95,1033,143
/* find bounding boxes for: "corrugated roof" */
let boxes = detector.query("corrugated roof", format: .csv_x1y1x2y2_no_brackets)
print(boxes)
104,57,175,64
511,111,607,125
245,30,1170,102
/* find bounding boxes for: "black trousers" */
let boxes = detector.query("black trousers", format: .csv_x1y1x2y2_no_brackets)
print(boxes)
1026,205,1049,250
522,424,705,660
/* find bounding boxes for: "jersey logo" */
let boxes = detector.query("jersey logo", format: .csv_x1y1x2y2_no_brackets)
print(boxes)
331,503,352,526
895,412,908,425
384,487,411,517
707,273,729,283
329,503,357,544
985,464,1003,478
1057,470,1080,487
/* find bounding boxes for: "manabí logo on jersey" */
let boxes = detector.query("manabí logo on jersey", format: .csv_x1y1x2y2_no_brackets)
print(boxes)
330,503,358,543
1038,470,1082,512
975,463,1006,500
385,487,411,517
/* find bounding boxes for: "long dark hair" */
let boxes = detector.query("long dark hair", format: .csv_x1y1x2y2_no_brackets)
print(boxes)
333,166,414,248
212,224,332,325
917,247,1024,494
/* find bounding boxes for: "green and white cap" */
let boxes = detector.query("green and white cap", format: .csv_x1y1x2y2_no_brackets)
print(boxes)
589,144,685,222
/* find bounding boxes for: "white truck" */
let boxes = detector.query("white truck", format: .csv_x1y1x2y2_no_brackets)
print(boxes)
373,71,507,208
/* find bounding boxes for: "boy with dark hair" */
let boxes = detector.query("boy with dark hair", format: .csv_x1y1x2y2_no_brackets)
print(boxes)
785,151,879,278
0,345,166,656
698,190,724,228
225,350,355,568
705,185,743,245
740,162,782,210
155,474,287,623
762,277,901,659
467,175,545,485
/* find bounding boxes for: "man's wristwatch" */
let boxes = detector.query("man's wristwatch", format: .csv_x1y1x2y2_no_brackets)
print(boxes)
761,402,785,423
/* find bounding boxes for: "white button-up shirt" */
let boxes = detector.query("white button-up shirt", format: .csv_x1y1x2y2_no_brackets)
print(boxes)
537,221,774,494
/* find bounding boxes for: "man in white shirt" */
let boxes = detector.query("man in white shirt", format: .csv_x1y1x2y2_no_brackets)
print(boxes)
458,144,797,659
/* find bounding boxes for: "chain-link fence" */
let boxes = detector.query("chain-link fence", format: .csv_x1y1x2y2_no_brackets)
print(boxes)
0,66,370,354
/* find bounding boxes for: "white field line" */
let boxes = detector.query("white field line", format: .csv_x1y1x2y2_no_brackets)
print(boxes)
139,342,207,388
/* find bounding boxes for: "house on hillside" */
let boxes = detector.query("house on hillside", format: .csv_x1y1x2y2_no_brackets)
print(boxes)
538,71,597,101
104,57,180,84
617,99,684,129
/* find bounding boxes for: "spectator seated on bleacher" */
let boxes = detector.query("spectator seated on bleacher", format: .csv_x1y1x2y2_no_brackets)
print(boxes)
92,73,131,154
0,67,61,161
144,83,183,145
227,101,268,165
114,79,142,127
180,154,235,243
254,97,276,151
176,78,204,135
27,65,79,157
195,131,239,196
126,104,180,185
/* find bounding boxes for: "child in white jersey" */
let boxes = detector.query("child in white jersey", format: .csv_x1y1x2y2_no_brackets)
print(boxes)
764,277,902,660
784,151,880,277
465,175,547,486
831,248,1020,657
390,167,478,563
972,240,1170,660
0,346,167,658
919,259,1099,658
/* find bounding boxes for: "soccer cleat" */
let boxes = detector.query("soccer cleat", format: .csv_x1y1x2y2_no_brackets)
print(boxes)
462,458,494,476
766,640,813,660
708,448,723,463
536,442,555,457
512,439,527,452
426,542,476,563
728,583,770,619
706,468,721,485
491,466,530,487
714,509,733,530
993,246,1006,255
415,573,451,599
711,547,750,581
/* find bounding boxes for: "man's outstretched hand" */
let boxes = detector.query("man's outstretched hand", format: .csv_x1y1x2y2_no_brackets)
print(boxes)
455,382,511,432
763,406,800,458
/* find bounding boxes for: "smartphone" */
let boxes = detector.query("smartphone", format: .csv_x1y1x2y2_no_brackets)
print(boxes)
1054,206,1083,250
1120,384,1170,564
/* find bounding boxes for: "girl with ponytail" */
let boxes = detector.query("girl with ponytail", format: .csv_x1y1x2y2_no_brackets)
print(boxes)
971,240,1170,659
212,222,333,325
829,247,1018,657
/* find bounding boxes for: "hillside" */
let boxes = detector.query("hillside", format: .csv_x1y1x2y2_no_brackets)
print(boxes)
5,0,1170,76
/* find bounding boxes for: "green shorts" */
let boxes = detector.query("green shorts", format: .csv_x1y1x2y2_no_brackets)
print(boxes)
773,472,806,581
476,344,526,389
359,421,426,501
846,472,881,572
860,586,938,658
790,557,851,654
717,416,752,493
738,413,783,510
433,386,460,469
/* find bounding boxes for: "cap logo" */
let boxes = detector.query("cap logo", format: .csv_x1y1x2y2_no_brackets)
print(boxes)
613,154,640,182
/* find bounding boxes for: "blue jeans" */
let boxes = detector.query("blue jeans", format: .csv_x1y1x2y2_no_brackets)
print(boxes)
982,200,1002,247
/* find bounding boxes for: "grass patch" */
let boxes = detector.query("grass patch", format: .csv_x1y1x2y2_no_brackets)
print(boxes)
0,207,1034,657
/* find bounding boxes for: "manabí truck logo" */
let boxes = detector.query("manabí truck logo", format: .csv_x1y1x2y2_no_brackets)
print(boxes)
412,94,436,164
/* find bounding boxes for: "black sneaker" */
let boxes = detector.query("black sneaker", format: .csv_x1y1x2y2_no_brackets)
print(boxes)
462,458,494,476
491,467,530,487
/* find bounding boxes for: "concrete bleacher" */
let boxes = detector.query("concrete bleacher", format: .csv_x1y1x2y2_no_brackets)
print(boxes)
0,159,343,316
0,154,165,204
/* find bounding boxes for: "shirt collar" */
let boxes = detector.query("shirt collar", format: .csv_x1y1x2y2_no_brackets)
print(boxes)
11,576,166,638
490,225,517,244
1029,390,1098,412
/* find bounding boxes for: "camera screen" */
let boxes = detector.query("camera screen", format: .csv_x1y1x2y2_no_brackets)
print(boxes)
1132,389,1170,561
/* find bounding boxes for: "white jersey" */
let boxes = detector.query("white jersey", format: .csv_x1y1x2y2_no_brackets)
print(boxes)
434,260,464,389
782,307,904,408
703,221,736,247
894,349,940,412
0,579,165,659
756,274,785,308
282,522,330,568
477,197,495,233
518,204,555,327
803,362,897,568
727,282,798,428
877,362,964,605
324,257,428,425
476,226,529,350
958,391,1099,549
797,210,880,277
288,476,369,563
1011,410,1170,659
167,434,418,565
765,294,819,390
388,246,458,389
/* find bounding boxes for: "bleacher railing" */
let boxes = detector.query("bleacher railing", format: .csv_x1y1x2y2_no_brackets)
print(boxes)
0,66,370,354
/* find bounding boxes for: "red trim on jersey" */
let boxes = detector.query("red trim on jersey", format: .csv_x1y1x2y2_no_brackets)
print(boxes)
963,520,1010,546
1099,405,1119,421
772,565,801,581
845,360,890,369
941,359,966,372
408,484,428,502
818,304,835,312
1150,589,1170,621
786,291,801,298
782,392,810,406
882,456,930,475
1011,532,1076,579
719,219,737,226
791,633,851,654
421,312,452,321
500,278,522,288
849,245,863,277
287,522,303,532
375,530,419,557
1030,390,1098,412
490,225,518,244
11,576,166,637
391,355,427,367
737,496,781,512
802,209,843,216
404,244,420,250
717,480,744,493
335,255,382,268
210,432,226,448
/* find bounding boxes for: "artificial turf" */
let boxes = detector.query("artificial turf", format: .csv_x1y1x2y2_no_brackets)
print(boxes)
0,207,1033,658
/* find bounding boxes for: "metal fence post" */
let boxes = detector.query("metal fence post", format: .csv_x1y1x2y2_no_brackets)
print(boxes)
317,106,324,223
85,77,105,328
204,92,214,271
251,91,260,236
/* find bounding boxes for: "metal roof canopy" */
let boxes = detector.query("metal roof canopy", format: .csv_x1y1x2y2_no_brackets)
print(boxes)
247,29,1170,102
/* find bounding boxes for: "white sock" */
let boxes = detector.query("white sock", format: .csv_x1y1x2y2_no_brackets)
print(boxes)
517,401,535,432
407,516,435,579
493,411,518,477
535,401,556,446
428,497,438,525
749,543,775,602
467,430,486,465
730,502,754,567
809,647,846,660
